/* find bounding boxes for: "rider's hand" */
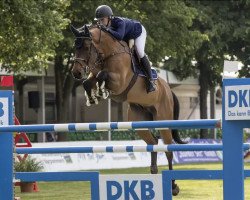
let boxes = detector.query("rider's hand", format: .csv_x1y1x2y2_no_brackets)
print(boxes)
98,24,107,31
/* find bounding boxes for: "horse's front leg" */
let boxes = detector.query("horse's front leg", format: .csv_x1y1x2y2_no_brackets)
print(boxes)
96,70,109,99
82,76,99,106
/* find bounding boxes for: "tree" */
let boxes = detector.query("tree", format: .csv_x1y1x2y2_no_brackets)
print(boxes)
0,0,69,72
138,0,204,63
226,1,250,77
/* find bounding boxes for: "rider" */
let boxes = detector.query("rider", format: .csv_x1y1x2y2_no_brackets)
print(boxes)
94,5,156,93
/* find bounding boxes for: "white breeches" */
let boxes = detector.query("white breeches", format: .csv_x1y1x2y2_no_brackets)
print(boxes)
135,25,147,59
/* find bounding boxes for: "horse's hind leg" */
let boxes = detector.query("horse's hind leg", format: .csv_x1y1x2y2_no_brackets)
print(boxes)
157,128,179,196
155,104,180,196
127,104,158,174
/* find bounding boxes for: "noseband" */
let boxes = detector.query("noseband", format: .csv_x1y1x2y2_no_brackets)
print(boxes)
73,25,130,80
73,37,103,77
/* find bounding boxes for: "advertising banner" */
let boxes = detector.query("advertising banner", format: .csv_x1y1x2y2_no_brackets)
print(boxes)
29,139,226,171
173,139,222,163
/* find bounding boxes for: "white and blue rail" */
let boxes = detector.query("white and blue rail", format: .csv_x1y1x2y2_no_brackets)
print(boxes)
0,119,220,132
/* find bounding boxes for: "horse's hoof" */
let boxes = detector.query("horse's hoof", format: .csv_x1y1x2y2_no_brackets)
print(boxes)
102,93,106,99
87,98,95,106
103,90,109,99
94,98,99,105
150,165,158,174
172,184,180,196
86,101,91,107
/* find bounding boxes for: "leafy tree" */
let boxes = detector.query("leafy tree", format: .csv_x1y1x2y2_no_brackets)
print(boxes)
0,0,69,72
138,0,205,63
226,1,250,77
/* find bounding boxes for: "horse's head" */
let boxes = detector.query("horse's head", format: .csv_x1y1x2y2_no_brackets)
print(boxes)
71,25,102,80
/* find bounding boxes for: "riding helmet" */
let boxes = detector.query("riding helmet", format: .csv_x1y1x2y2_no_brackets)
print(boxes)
95,5,113,20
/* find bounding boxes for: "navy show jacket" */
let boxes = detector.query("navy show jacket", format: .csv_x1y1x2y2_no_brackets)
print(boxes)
107,17,142,41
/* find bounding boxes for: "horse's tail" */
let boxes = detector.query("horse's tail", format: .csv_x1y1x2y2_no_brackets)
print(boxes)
172,91,187,144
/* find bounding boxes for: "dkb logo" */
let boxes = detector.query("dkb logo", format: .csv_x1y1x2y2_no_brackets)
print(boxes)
107,180,155,200
228,90,250,108
99,174,163,200
225,85,250,120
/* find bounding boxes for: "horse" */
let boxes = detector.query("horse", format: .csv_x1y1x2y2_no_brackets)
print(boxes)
71,24,186,195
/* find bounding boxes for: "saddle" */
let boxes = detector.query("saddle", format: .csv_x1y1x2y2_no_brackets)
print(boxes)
130,47,158,80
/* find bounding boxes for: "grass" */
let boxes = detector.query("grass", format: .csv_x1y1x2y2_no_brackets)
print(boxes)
15,162,250,200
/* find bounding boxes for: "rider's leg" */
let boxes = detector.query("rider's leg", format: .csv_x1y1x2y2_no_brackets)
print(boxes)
140,55,156,93
135,25,156,93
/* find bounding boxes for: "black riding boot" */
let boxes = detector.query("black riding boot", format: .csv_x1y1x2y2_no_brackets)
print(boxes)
140,55,156,93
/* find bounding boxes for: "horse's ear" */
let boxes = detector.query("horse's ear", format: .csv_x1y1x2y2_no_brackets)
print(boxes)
84,25,90,37
70,25,80,37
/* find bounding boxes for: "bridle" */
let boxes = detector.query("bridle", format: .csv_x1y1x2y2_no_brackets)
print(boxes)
73,25,130,80
73,37,103,79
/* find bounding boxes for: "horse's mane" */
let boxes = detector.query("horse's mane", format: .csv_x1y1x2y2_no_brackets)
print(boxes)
74,23,129,53
70,22,129,55
88,23,128,48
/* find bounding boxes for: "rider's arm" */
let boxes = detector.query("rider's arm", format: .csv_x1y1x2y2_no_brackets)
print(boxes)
107,17,125,40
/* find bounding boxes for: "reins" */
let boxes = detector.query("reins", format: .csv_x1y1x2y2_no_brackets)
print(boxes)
73,24,131,75
89,25,130,64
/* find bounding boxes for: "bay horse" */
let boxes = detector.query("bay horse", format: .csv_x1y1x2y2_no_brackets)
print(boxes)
71,24,186,195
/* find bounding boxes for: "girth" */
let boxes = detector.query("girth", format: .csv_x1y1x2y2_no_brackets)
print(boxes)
110,73,138,102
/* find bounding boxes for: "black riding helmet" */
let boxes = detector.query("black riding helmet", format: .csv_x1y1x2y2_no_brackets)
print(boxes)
95,5,113,20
